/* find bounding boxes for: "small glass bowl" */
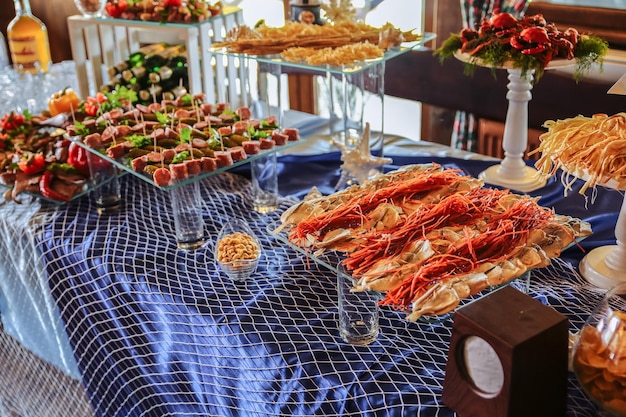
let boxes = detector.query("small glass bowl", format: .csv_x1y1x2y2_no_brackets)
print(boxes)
215,218,261,282
572,282,626,417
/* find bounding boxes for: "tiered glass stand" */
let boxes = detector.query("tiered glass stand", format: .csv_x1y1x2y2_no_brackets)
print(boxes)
212,33,436,157
68,130,306,250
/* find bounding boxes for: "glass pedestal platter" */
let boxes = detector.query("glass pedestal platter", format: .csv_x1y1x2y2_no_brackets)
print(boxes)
267,220,531,324
66,100,308,250
453,51,574,193
67,117,306,191
211,34,436,159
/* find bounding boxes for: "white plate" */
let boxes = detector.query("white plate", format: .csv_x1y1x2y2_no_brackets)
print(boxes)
453,50,575,71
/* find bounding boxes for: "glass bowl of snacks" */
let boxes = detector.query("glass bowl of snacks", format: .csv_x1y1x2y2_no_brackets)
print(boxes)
572,282,626,417
215,218,261,282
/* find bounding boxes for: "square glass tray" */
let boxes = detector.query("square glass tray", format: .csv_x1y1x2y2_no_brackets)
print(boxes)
210,33,437,75
68,134,306,191
0,181,92,205
267,220,532,323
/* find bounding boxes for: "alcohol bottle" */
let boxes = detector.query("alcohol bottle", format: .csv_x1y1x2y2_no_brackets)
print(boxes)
128,43,167,67
7,0,52,74
121,66,148,88
148,55,188,87
143,44,185,73
106,43,168,79
138,85,163,103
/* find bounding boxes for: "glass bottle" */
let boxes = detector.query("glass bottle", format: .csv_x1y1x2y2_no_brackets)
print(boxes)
0,32,9,68
7,0,51,74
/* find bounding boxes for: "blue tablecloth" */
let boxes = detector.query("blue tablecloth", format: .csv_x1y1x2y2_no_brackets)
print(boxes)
37,152,619,416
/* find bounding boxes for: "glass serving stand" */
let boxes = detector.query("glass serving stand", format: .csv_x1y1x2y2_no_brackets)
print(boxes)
66,134,305,191
0,182,93,205
211,34,436,157
267,220,531,323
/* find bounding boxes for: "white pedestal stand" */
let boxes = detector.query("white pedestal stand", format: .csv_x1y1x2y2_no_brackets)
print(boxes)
478,69,546,192
580,192,626,290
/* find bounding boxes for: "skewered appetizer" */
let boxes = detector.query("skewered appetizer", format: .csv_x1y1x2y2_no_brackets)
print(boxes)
435,11,608,81
67,89,299,187
276,163,591,321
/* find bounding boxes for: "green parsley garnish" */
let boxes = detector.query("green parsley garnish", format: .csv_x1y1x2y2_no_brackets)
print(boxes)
179,127,192,144
172,151,190,164
180,94,193,106
155,111,170,125
73,121,90,136
127,134,152,148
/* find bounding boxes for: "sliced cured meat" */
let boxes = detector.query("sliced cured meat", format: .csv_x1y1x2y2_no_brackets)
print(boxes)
259,138,275,150
229,146,247,161
162,148,177,162
192,138,208,149
107,143,126,159
200,103,213,115
170,162,188,180
153,167,171,186
232,120,248,135
83,133,102,149
146,151,164,163
235,106,251,120
242,140,260,155
214,151,233,167
185,159,202,176
283,128,300,141
200,157,217,172
271,131,288,146
131,156,148,172
217,126,232,136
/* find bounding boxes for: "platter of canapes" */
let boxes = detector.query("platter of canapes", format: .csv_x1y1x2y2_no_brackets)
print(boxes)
65,87,302,189
273,163,591,321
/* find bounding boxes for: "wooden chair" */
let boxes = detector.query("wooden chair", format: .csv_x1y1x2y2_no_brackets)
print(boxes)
477,119,545,160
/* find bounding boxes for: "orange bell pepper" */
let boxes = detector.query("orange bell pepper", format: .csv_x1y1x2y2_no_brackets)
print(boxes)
48,88,81,117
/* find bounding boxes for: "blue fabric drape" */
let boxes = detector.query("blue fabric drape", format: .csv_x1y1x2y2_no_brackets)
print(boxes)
37,152,615,416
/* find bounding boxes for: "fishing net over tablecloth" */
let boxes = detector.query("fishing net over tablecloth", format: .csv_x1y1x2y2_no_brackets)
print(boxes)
0,154,618,416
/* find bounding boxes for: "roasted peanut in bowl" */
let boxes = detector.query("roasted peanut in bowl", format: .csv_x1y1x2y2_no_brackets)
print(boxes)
215,219,261,282
572,282,626,417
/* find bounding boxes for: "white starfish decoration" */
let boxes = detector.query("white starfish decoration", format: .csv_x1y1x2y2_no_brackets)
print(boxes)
333,122,393,189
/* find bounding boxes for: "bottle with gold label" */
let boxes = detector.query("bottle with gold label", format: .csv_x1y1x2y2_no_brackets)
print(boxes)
7,0,51,74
